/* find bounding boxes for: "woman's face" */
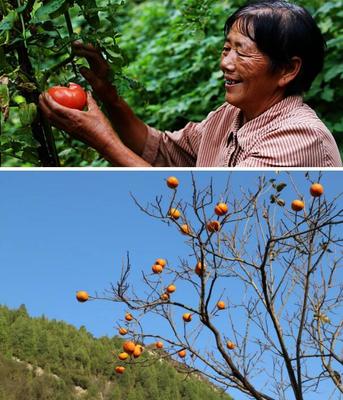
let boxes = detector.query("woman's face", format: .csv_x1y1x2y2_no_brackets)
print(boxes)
220,22,285,122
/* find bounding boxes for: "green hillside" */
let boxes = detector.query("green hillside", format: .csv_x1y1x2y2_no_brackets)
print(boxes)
0,305,232,400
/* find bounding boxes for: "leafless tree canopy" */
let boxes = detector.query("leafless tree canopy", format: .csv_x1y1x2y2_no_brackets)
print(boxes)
98,173,342,400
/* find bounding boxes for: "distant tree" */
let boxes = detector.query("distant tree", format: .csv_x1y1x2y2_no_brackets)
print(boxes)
10,316,37,361
0,315,10,356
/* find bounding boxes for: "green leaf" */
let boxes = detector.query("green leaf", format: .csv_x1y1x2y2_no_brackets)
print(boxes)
324,64,343,82
35,0,69,19
0,83,9,121
326,36,343,48
18,103,37,126
275,183,287,192
0,84,9,108
21,148,39,164
321,87,334,102
0,11,18,33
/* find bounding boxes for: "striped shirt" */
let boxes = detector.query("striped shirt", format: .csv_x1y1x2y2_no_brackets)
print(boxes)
141,96,342,167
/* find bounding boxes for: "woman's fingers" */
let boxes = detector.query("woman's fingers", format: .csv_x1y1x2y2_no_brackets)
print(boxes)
39,89,117,154
39,92,76,118
72,41,98,57
79,68,109,95
39,92,83,132
86,91,99,111
72,41,109,77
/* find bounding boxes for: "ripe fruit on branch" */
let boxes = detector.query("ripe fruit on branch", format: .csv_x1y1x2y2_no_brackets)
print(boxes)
48,83,87,110
180,224,191,235
155,258,167,267
125,313,133,321
166,176,179,189
152,264,163,274
217,301,226,310
183,313,192,322
178,349,186,358
166,284,176,293
118,327,128,336
76,291,89,302
133,345,143,358
206,220,221,232
155,341,164,349
160,293,170,301
226,341,235,350
168,208,181,220
214,202,228,216
310,183,324,197
291,199,305,212
123,341,136,354
115,366,125,374
195,261,205,276
118,352,129,360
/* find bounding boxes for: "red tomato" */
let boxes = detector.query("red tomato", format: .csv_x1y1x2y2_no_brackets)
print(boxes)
48,83,87,110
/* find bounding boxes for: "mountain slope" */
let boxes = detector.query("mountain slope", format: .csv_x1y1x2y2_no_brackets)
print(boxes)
0,305,232,400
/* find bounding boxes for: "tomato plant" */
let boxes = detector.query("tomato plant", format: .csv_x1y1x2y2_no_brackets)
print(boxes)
0,0,127,166
48,83,87,110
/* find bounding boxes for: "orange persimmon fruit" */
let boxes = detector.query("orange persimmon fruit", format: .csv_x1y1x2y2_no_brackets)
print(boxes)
123,341,136,354
195,261,205,276
291,199,305,212
152,264,163,274
214,202,228,216
206,220,221,232
183,313,192,322
180,224,191,235
226,341,235,350
160,293,170,301
217,301,226,310
118,352,129,361
118,327,128,336
115,366,125,374
125,313,133,321
178,349,186,358
310,183,324,197
133,345,143,358
76,291,89,302
166,176,179,189
166,284,176,293
168,208,181,220
155,258,167,267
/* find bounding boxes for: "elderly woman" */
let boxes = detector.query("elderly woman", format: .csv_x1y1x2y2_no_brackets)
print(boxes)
39,0,342,167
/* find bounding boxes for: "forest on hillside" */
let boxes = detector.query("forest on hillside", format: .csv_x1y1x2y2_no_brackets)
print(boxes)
1,0,342,165
0,304,233,400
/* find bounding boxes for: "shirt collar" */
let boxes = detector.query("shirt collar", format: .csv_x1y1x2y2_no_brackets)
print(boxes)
232,95,303,150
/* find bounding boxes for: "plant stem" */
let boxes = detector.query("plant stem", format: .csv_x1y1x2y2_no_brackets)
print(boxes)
8,0,60,166
0,111,2,166
64,10,78,78
16,43,60,166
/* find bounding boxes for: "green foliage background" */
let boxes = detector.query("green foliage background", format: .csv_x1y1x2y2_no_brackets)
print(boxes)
1,0,342,166
0,304,232,400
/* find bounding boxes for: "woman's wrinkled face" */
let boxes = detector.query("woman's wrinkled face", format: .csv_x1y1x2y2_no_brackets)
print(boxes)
220,21,285,122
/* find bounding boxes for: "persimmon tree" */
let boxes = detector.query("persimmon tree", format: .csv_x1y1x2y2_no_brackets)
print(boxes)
89,173,342,400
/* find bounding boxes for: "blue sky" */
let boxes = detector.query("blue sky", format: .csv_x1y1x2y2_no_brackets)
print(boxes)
0,170,341,400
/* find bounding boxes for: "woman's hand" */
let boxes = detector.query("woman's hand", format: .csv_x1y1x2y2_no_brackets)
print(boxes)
72,41,118,104
71,42,148,156
39,91,117,155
